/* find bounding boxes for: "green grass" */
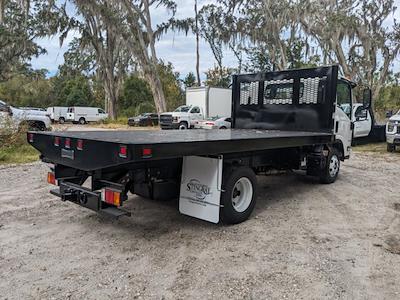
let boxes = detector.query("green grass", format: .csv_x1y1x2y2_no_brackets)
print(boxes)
0,143,39,164
0,126,39,165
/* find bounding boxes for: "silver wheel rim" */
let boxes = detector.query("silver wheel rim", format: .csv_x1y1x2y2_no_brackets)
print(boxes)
231,177,253,213
179,124,187,130
329,155,339,177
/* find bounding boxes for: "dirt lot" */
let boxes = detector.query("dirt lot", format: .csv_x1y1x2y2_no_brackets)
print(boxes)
1,151,400,299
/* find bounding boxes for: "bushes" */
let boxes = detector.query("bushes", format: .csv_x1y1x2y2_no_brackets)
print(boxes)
0,123,38,164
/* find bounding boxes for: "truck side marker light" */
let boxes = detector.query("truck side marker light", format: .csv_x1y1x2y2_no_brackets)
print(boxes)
47,172,57,185
65,138,71,149
54,136,60,147
119,145,127,158
142,148,152,158
77,139,83,150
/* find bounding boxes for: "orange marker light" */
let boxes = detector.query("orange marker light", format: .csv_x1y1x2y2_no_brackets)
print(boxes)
113,192,120,206
47,172,56,185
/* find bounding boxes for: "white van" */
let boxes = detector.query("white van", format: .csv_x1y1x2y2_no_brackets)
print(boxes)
47,106,68,123
66,107,108,124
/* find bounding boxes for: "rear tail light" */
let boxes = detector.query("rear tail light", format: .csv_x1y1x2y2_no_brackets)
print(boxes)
54,136,60,146
119,145,127,158
28,133,34,143
65,138,71,148
142,148,152,158
101,188,121,206
77,139,83,150
47,172,57,185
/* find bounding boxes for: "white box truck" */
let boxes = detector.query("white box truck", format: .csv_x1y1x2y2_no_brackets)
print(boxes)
160,86,232,129
47,106,69,123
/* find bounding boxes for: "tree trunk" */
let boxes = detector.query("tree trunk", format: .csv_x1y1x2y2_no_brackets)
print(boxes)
194,0,201,86
102,64,118,120
144,67,167,113
0,0,4,25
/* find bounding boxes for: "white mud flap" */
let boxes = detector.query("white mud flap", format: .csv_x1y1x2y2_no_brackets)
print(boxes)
179,156,223,223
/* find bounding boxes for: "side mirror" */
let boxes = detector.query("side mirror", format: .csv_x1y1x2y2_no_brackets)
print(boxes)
386,110,393,118
362,88,371,109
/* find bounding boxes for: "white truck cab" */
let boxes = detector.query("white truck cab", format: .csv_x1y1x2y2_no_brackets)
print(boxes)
334,79,372,158
0,100,51,131
386,110,400,152
160,87,232,130
160,105,203,130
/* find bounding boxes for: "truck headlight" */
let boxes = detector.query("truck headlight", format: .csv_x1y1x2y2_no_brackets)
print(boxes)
173,116,179,122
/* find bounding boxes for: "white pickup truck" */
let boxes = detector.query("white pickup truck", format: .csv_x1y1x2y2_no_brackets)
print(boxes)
160,87,232,130
386,110,400,152
0,100,51,131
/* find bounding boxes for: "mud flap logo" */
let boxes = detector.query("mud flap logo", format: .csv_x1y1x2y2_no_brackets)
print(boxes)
186,179,211,200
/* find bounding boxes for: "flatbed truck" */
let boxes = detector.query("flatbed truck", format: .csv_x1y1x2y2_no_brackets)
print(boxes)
28,66,371,224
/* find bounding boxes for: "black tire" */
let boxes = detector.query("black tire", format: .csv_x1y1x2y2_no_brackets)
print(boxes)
29,121,46,131
320,149,340,184
220,166,257,224
220,126,227,129
179,122,188,130
387,143,395,152
78,117,86,125
59,117,65,124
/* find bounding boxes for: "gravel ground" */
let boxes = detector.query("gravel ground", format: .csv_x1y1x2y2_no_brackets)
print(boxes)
0,151,400,299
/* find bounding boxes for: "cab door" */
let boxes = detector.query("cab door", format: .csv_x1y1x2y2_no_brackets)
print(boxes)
189,106,203,126
335,80,353,157
353,105,372,138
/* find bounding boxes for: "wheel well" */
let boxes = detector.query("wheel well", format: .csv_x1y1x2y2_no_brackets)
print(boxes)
332,140,345,160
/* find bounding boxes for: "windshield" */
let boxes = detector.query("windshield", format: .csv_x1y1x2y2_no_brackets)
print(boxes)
174,105,191,112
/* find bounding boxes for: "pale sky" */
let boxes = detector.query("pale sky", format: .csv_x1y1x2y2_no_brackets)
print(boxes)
30,0,400,79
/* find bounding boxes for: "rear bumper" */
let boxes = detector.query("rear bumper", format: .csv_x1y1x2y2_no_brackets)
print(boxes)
51,181,130,218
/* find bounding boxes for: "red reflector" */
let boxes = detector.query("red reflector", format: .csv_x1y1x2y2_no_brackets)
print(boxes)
65,138,71,148
142,148,152,157
47,172,56,185
119,145,127,158
54,136,60,146
28,133,34,143
77,139,83,150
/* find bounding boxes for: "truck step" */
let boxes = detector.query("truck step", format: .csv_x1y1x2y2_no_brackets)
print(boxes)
100,207,131,219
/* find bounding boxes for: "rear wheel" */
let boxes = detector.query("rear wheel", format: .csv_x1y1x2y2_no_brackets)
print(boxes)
220,166,257,224
179,122,188,130
79,117,86,125
220,126,227,129
320,149,340,184
387,143,395,152
59,117,65,124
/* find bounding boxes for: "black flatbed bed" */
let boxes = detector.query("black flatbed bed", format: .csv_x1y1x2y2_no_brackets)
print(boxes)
38,129,332,144
31,129,333,171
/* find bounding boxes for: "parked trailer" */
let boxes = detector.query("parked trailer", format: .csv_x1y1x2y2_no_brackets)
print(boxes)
28,66,371,224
